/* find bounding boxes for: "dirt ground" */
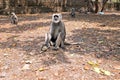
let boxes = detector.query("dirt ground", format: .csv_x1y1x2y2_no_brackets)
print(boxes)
0,12,120,80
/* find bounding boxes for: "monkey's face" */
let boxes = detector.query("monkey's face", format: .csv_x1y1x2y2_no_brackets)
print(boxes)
52,14,62,23
71,8,75,12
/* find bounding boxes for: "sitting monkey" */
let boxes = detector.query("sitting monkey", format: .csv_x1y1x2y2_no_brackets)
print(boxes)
70,8,75,18
10,12,18,25
41,14,66,51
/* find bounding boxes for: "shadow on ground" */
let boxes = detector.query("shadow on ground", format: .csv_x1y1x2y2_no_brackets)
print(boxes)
0,13,119,66
63,13,120,28
67,27,120,60
0,21,50,33
0,35,70,66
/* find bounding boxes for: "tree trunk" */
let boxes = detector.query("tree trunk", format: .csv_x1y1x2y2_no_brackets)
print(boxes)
86,0,94,12
5,0,9,9
100,0,108,12
94,0,99,13
61,0,67,12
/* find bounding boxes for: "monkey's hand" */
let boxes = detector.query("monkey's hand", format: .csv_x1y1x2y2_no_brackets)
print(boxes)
41,44,49,51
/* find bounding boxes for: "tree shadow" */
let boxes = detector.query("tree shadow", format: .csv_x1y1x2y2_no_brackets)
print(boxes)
0,16,9,25
67,27,120,60
0,13,52,26
0,35,70,66
0,36,44,53
0,21,51,33
63,12,120,28
18,13,52,22
41,50,71,66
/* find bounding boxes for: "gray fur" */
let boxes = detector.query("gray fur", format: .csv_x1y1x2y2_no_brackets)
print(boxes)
70,8,75,18
41,14,66,51
10,12,18,25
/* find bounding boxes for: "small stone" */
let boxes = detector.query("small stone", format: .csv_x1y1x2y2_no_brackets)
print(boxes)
84,66,90,70
0,72,6,78
3,53,9,57
29,52,35,55
22,64,30,70
2,65,9,70
25,60,32,64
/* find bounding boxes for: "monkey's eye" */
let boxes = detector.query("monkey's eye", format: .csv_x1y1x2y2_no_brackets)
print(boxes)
54,15,58,18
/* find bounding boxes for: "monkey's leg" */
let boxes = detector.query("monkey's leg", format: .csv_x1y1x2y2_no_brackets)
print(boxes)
15,20,18,25
41,33,51,51
45,33,51,47
11,19,14,24
54,32,64,50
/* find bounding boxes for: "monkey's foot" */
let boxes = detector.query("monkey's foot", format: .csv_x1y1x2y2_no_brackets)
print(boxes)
61,46,66,50
52,47,59,51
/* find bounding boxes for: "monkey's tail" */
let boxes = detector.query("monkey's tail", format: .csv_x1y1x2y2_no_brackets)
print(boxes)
64,41,81,45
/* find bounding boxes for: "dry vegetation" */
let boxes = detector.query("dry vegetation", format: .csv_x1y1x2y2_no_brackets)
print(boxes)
0,12,120,80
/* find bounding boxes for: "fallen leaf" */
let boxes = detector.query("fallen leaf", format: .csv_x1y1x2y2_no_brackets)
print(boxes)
70,54,74,57
38,77,46,80
101,69,111,76
29,52,35,55
3,53,9,57
88,61,94,65
39,67,46,72
12,43,17,47
98,40,104,44
25,60,32,64
87,61,99,67
93,67,101,73
84,65,90,70
14,38,17,40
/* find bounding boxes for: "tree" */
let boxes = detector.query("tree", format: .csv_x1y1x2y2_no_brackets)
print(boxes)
94,0,99,13
86,0,108,13
100,0,108,12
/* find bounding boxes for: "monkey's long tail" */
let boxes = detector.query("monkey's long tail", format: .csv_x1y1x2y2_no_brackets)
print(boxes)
64,42,81,45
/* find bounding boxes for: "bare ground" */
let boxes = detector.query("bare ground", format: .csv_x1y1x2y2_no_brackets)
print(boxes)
0,12,120,80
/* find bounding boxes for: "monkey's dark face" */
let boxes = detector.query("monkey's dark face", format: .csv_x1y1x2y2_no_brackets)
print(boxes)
52,14,62,23
54,15,59,21
71,8,75,12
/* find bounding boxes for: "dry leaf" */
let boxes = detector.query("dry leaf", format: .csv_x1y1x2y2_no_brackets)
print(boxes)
101,69,111,76
93,67,101,73
84,65,90,70
38,77,46,80
98,40,104,44
70,54,74,57
87,61,99,67
39,68,46,72
25,60,32,64
12,43,17,47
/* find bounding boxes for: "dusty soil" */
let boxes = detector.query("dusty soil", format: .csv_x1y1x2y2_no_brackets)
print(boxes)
0,12,120,80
